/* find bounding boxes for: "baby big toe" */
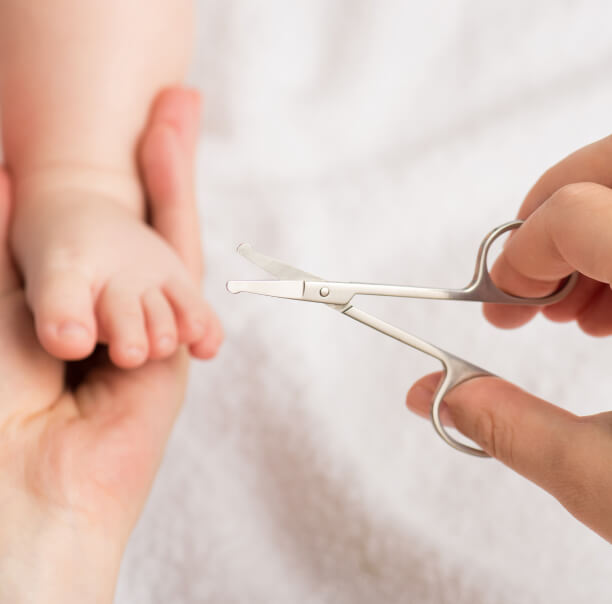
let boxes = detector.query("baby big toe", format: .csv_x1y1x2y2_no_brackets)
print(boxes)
143,288,178,360
97,284,149,368
30,270,97,360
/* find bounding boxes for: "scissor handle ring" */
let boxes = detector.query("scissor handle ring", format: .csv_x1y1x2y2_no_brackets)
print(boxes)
430,219,577,457
468,220,578,305
430,356,494,457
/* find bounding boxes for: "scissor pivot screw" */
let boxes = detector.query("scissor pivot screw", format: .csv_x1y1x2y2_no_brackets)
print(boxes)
319,287,330,297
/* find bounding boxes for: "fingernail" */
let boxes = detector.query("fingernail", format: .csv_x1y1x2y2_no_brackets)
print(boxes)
58,321,90,341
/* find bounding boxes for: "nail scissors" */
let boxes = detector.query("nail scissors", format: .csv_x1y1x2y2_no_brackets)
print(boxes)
227,221,578,457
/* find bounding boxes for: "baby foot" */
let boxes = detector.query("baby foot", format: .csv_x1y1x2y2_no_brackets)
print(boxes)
11,187,214,368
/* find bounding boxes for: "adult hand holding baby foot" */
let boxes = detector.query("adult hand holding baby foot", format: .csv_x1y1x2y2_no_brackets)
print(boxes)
406,135,612,544
0,88,220,603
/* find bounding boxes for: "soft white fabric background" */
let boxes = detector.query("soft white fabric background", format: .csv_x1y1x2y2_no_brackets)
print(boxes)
116,2,612,602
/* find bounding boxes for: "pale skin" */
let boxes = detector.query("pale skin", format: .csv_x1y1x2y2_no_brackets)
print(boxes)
1,1,608,595
406,135,612,544
0,0,216,368
5,126,612,603
0,87,213,603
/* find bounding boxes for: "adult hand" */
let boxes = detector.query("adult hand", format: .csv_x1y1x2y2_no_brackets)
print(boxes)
0,87,222,603
406,135,612,544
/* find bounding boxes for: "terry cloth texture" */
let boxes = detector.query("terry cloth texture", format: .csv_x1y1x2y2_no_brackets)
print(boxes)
116,2,612,602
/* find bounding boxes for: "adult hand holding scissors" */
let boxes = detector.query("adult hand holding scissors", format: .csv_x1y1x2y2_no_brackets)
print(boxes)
0,88,222,602
406,136,612,544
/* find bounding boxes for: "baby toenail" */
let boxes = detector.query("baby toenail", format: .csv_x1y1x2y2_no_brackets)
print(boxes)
126,346,145,360
157,336,174,351
58,321,90,340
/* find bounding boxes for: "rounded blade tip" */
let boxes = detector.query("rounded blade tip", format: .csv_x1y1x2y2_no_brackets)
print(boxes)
226,281,241,294
236,242,252,255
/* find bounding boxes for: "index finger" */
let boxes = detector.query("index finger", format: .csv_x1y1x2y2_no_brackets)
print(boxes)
506,182,612,280
484,135,612,328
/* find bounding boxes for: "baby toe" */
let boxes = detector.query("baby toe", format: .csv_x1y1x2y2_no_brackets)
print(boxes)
143,288,178,360
29,269,96,360
163,280,210,344
189,306,224,360
97,284,149,368
189,307,224,359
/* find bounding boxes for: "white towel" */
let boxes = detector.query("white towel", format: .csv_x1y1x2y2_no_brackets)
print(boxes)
116,2,612,602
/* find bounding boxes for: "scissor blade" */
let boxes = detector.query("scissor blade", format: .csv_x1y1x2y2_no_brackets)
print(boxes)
226,280,305,300
236,243,324,282
232,244,348,311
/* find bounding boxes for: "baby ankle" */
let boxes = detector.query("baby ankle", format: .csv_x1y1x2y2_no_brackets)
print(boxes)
15,165,144,217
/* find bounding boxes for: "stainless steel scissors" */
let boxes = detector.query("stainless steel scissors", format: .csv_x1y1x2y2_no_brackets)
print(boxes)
227,221,578,457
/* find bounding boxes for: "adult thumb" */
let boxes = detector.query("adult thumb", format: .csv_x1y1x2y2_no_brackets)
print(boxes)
406,372,612,542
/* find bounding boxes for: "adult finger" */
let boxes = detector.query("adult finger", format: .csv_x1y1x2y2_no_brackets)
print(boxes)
484,182,612,328
406,373,612,543
485,134,612,328
574,284,612,337
140,87,204,283
541,274,603,324
506,182,612,282
519,134,612,219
